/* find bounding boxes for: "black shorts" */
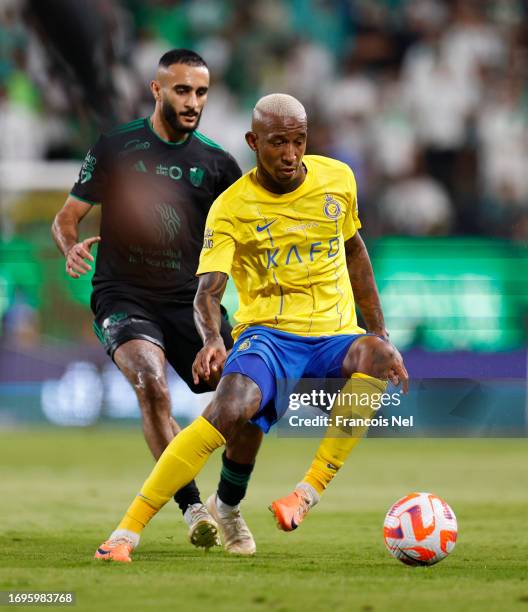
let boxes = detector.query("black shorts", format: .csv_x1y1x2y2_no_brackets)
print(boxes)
91,291,233,393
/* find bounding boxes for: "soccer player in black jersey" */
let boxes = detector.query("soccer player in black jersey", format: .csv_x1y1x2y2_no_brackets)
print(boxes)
52,50,261,553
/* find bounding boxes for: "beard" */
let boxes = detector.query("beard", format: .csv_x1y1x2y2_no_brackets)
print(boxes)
161,99,202,134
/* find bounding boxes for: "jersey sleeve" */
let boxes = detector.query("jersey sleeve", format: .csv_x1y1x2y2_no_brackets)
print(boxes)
197,196,237,276
214,152,242,199
342,165,362,241
70,135,108,205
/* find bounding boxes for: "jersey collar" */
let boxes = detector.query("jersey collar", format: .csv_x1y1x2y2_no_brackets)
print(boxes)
146,117,191,147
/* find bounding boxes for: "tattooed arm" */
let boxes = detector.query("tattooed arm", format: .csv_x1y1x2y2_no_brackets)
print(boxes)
345,232,388,340
345,232,409,390
192,271,229,384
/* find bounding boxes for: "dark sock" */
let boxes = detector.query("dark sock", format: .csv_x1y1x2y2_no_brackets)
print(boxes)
174,480,201,514
217,452,254,506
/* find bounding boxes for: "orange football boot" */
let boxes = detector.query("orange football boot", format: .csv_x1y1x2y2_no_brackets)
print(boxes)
94,537,134,563
270,488,312,531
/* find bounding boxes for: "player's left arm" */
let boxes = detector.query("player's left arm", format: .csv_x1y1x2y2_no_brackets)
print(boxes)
345,233,409,391
345,232,387,338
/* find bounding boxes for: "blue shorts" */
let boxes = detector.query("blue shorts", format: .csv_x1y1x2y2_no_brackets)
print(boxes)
222,326,367,433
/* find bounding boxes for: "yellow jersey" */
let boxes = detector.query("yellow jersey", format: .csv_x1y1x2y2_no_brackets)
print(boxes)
197,155,364,340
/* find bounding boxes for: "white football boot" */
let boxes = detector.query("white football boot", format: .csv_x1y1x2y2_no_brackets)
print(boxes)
184,503,221,549
206,494,256,555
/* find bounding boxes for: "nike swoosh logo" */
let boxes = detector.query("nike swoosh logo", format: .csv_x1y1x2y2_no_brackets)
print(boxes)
256,219,277,232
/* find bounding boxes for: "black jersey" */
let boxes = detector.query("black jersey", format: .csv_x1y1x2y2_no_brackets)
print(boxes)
70,117,242,303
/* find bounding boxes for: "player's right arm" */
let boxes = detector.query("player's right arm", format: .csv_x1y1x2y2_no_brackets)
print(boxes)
52,197,100,279
52,135,107,278
192,271,229,384
192,196,237,384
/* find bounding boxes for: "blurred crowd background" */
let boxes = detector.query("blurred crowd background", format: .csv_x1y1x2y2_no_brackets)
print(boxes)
0,0,527,428
2,0,528,237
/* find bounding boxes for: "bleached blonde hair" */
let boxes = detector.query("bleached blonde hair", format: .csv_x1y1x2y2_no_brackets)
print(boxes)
253,93,306,120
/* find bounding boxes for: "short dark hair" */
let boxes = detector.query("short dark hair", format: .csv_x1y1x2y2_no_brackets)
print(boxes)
158,49,208,70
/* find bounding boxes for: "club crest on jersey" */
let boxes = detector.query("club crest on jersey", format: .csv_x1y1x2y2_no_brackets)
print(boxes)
189,166,205,187
323,193,341,220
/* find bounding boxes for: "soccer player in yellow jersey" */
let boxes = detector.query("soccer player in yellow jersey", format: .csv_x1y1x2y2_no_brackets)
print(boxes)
94,93,408,562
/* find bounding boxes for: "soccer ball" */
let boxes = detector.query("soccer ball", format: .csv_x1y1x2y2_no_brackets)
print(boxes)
383,492,457,566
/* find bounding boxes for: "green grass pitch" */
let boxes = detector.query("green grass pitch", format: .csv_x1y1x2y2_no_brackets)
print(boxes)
1,429,527,612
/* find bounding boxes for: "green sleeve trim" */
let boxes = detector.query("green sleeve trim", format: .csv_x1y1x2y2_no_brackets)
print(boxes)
194,131,224,150
107,118,145,136
109,123,145,136
69,193,100,206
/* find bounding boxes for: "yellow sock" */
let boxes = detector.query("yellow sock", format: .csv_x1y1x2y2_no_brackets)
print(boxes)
118,496,159,533
118,416,225,534
303,373,387,494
